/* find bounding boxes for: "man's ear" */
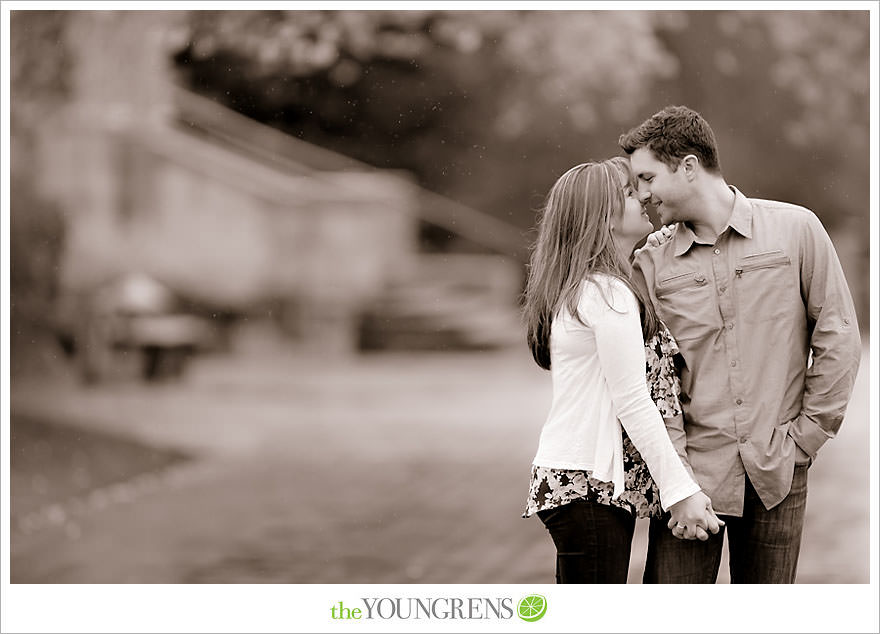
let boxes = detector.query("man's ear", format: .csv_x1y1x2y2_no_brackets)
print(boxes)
681,154,699,180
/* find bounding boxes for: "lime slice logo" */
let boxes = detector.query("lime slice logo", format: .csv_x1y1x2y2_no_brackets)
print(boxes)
517,595,547,622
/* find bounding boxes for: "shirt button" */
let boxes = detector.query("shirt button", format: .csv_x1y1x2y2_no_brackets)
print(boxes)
739,435,748,444
714,248,721,255
735,398,743,405
719,286,726,293
727,323,735,330
730,360,737,367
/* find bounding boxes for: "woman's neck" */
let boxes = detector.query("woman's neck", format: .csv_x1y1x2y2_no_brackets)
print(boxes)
614,239,638,267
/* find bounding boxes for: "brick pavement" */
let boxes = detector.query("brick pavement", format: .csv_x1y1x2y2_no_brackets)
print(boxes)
9,343,871,583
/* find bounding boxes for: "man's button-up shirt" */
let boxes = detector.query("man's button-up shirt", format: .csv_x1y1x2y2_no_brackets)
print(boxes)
634,187,861,515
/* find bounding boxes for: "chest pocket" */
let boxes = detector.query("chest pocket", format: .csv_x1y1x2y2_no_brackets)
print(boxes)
656,271,718,342
733,250,793,323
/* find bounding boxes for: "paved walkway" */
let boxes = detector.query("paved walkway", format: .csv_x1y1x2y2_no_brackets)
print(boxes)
9,338,871,583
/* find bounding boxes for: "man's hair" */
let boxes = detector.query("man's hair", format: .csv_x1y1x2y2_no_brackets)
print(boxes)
618,105,722,174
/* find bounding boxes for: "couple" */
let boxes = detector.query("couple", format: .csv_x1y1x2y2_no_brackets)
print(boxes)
522,106,862,583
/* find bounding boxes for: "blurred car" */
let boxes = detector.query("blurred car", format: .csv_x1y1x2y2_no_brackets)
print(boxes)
54,274,219,383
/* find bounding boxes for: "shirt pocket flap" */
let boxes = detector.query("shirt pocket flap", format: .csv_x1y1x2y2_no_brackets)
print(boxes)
657,271,707,297
735,250,791,274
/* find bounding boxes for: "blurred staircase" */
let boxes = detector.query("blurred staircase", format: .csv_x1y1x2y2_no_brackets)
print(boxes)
171,88,527,352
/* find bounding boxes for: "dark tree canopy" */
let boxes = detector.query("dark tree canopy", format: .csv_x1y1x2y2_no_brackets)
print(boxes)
171,9,869,247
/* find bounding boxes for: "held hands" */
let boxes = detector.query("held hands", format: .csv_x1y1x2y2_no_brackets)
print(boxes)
667,491,724,541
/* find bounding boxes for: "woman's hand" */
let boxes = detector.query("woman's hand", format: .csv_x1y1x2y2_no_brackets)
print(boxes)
646,223,676,248
667,490,724,541
634,223,677,259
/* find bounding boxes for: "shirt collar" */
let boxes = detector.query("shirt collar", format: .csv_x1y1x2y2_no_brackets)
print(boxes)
672,186,753,257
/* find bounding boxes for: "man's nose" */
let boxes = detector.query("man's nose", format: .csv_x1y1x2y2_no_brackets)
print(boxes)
638,189,651,203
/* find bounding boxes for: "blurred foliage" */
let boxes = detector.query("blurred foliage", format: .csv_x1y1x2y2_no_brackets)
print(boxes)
739,11,869,150
10,173,67,376
10,11,71,374
171,9,869,247
10,11,72,128
10,174,66,313
174,11,679,131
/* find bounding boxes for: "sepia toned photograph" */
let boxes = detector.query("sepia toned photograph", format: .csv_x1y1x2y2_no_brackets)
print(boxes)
4,3,873,611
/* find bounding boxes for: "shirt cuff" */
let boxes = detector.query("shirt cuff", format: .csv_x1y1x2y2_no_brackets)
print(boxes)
788,414,832,458
659,480,702,512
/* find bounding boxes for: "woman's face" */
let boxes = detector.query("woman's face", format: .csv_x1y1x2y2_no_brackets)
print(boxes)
615,172,654,244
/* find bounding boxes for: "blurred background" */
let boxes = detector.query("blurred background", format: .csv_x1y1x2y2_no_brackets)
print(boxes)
8,9,871,583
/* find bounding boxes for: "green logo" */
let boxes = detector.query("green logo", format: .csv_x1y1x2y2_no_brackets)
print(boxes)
517,595,547,622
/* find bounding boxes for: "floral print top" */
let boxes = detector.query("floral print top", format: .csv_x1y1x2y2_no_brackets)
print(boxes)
524,324,683,520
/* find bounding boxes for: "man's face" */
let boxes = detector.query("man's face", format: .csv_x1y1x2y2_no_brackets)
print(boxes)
629,147,691,225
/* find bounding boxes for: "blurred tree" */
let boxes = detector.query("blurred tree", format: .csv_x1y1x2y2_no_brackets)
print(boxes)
10,11,71,375
173,11,679,132
10,10,71,169
752,11,869,150
10,11,71,120
645,11,869,235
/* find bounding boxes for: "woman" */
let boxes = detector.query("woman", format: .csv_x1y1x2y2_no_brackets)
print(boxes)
522,157,722,583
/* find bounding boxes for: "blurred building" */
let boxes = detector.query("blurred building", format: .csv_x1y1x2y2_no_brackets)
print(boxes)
23,11,524,368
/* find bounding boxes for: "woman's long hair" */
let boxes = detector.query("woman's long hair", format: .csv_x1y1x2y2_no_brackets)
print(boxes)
523,157,660,370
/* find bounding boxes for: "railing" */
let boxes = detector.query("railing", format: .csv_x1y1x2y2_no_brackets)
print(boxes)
170,86,526,257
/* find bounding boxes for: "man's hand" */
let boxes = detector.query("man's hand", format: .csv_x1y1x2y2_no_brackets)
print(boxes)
667,491,724,541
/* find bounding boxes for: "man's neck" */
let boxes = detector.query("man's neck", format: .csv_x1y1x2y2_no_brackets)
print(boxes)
685,180,735,244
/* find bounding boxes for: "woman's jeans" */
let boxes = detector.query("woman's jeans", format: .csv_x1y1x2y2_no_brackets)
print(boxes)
537,498,635,583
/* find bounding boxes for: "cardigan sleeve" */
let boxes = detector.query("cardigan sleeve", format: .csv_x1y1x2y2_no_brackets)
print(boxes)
579,277,700,510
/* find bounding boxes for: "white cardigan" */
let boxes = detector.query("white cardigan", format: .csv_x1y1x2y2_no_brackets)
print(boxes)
532,274,699,510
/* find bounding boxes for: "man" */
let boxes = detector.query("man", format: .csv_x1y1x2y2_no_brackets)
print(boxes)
620,105,862,583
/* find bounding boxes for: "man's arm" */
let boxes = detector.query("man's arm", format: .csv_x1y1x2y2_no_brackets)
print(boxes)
664,412,697,481
790,211,862,459
631,258,698,479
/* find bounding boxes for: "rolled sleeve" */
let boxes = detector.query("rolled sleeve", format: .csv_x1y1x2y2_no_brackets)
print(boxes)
789,414,835,458
793,211,862,457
